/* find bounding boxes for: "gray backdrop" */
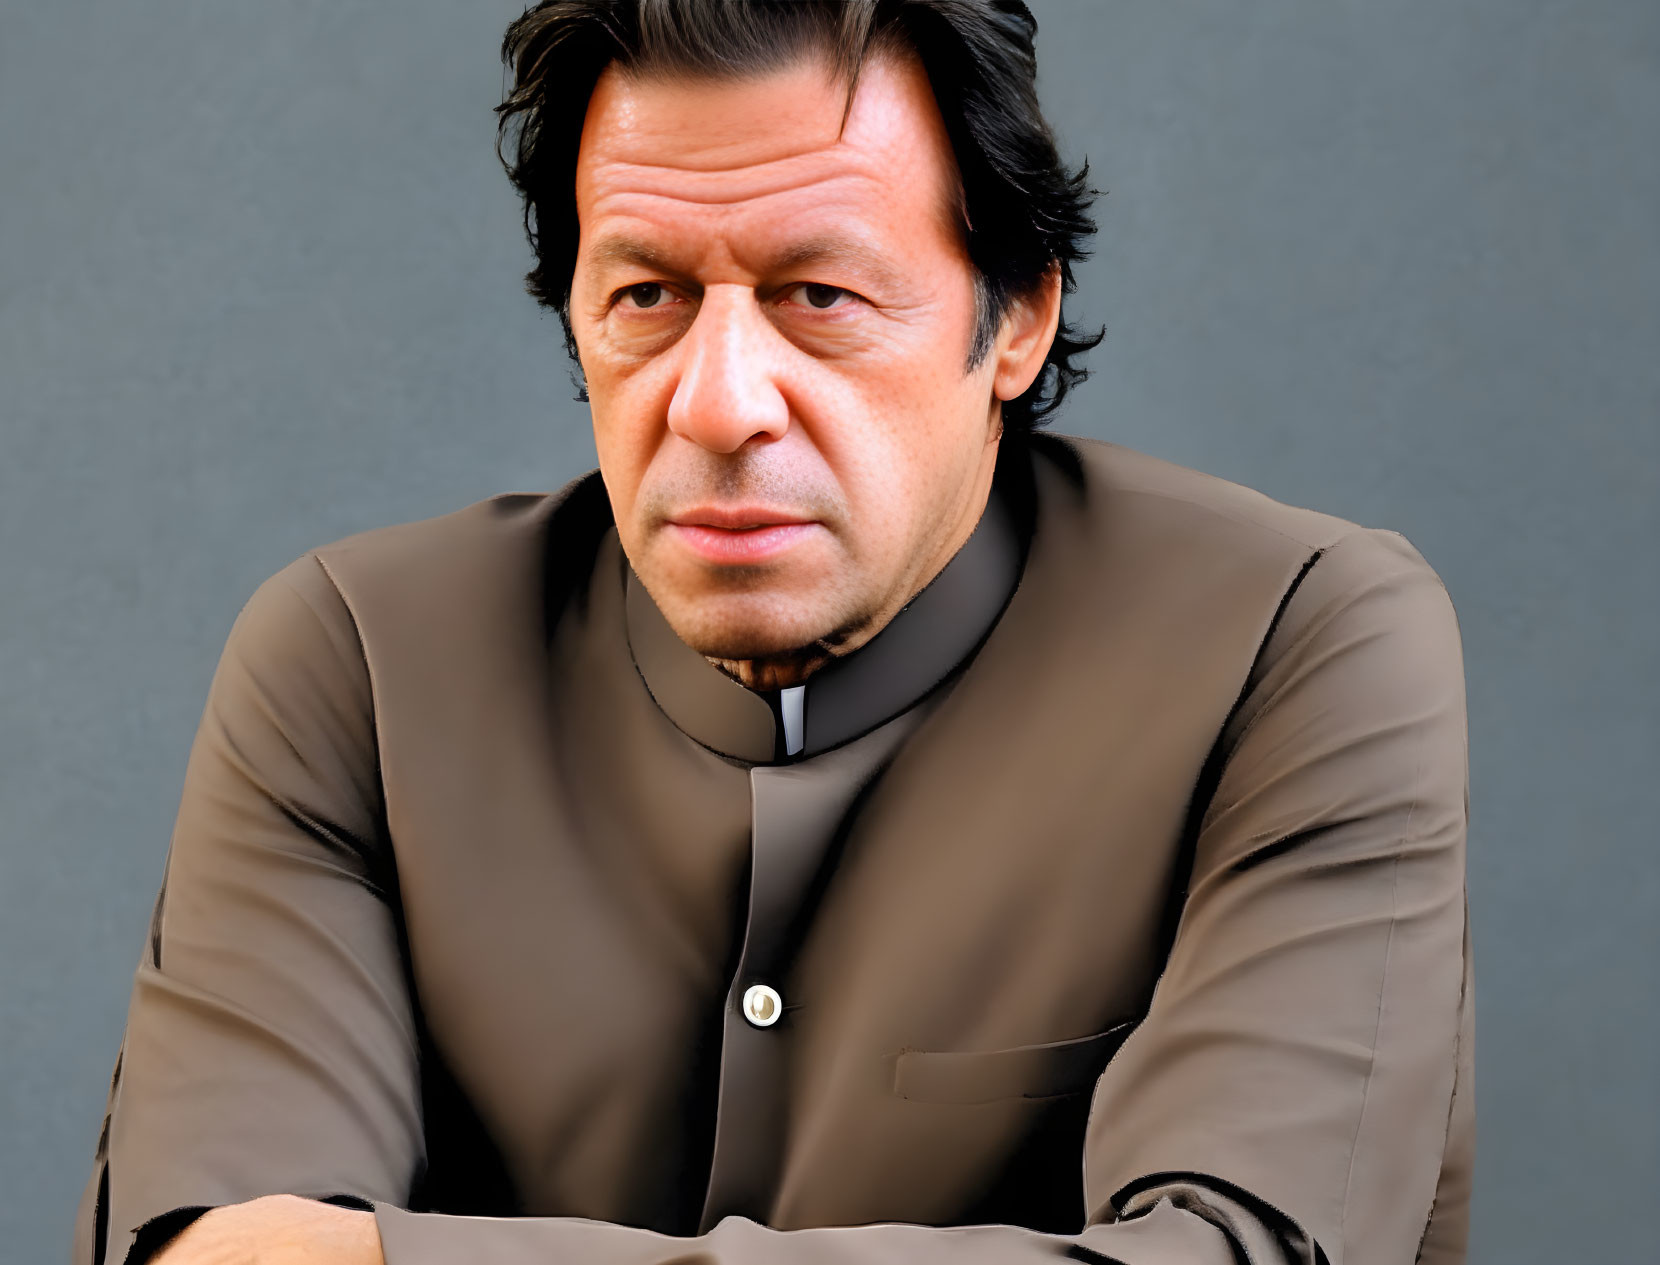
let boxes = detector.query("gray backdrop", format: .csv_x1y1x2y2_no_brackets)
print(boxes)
3,2,1655,1262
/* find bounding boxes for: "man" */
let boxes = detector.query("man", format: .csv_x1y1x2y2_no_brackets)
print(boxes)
74,3,1473,1264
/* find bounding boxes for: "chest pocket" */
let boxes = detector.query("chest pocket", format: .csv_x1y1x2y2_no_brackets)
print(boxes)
890,1020,1137,1105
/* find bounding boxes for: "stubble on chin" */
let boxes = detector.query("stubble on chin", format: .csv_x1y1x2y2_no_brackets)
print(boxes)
678,584,880,691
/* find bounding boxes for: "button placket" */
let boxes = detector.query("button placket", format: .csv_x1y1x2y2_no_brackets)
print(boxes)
697,764,830,1230
696,715,927,1232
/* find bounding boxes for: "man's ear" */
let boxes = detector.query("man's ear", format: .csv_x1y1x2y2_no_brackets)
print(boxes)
991,262,1064,403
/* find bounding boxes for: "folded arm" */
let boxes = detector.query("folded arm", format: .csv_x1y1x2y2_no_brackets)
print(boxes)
369,528,1474,1263
74,554,424,1265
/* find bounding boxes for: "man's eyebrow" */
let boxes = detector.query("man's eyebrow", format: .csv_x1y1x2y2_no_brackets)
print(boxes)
586,237,683,277
768,236,906,290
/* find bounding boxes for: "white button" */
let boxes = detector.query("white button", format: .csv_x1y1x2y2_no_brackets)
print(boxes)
742,983,783,1028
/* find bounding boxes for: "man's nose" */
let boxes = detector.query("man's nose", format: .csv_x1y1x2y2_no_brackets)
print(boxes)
666,287,790,453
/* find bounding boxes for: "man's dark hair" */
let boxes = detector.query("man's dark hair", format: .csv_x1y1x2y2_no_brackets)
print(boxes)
495,0,1102,436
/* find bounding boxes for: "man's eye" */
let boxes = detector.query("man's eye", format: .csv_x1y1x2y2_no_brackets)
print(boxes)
792,283,851,310
621,283,667,309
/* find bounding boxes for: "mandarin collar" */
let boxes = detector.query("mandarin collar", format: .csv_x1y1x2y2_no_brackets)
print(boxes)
623,464,1027,765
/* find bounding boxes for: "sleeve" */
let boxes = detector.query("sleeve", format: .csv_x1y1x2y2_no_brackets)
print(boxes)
1081,527,1472,1262
367,527,1469,1265
71,553,426,1265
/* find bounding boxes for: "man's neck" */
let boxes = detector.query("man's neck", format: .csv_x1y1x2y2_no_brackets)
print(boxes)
705,647,837,692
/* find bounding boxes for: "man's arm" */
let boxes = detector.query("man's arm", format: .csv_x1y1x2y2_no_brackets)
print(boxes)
74,553,427,1265
78,528,1470,1265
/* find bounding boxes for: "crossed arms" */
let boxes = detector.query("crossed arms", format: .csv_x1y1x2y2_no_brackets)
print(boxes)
76,527,1473,1265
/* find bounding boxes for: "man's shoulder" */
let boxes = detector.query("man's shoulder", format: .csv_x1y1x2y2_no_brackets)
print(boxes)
227,471,613,678
319,472,604,569
1040,432,1365,554
295,470,611,611
1032,432,1457,627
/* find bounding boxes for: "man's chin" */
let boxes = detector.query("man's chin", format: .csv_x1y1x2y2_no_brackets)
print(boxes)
660,597,869,664
676,624,829,664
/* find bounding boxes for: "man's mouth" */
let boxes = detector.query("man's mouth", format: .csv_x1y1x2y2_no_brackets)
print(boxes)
665,508,821,564
668,506,817,530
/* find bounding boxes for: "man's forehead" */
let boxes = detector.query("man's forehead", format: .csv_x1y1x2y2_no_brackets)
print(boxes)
578,139,881,211
580,53,955,191
578,58,859,172
573,53,964,262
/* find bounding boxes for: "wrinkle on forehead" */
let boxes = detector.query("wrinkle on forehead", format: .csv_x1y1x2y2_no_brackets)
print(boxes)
591,111,852,175
585,152,877,210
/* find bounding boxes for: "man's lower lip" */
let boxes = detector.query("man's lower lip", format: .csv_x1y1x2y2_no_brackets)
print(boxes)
667,522,818,563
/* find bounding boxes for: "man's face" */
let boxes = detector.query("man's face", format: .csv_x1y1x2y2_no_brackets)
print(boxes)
570,53,1031,662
